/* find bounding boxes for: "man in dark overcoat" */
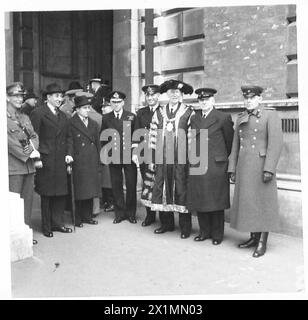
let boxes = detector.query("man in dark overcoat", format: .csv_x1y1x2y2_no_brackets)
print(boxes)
30,83,73,237
228,85,283,257
132,84,161,227
66,93,101,226
101,91,137,224
187,88,234,245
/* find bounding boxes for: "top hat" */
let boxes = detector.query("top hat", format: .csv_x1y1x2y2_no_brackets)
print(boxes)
195,88,217,99
241,85,263,98
6,82,26,96
159,79,193,95
142,84,160,95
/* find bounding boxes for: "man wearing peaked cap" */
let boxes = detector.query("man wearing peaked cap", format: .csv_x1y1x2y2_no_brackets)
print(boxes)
187,87,234,245
7,81,40,245
101,89,138,224
30,82,73,237
132,84,161,227
141,79,194,239
66,92,101,227
228,85,283,258
89,75,111,114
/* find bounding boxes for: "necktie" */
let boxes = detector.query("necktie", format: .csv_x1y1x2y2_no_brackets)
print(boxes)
55,107,60,117
83,117,88,127
116,112,120,119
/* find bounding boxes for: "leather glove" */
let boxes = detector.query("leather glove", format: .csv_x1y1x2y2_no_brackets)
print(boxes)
263,171,273,183
23,144,34,155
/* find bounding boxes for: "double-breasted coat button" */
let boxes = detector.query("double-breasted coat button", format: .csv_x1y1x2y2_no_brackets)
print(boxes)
256,119,259,123
253,137,256,140
254,129,258,132
82,143,85,147
251,145,255,148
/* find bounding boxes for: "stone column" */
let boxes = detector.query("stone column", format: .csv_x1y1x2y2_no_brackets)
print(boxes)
113,9,141,112
9,192,33,262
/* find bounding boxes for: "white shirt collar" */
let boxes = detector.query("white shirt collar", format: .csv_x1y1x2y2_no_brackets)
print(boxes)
202,106,213,118
149,103,159,112
78,113,88,123
47,102,58,114
114,108,123,119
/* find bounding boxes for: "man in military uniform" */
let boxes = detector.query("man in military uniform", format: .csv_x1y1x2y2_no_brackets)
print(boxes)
101,91,137,224
20,90,38,117
132,84,160,227
7,82,41,245
187,88,234,245
30,83,73,237
228,85,283,257
89,76,111,114
141,79,193,239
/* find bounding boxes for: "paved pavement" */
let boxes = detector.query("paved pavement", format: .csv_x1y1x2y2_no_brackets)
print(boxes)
11,195,305,298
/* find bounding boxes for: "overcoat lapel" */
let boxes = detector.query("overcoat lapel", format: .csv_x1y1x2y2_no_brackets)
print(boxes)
71,114,95,142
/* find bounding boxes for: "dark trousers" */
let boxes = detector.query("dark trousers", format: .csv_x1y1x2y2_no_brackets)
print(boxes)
41,195,66,233
140,163,156,222
75,199,93,224
179,212,192,235
197,210,225,241
101,188,113,206
109,163,137,220
9,174,34,226
159,211,174,230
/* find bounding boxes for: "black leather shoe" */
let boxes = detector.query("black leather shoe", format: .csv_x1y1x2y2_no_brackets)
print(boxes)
113,218,124,224
75,222,84,228
84,219,98,225
181,233,190,239
212,240,222,245
238,232,261,248
104,204,114,212
43,231,53,238
194,235,207,242
252,232,269,258
52,226,73,233
33,239,38,245
128,217,137,224
154,227,174,234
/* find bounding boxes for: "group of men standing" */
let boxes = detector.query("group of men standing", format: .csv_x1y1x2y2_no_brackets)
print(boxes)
6,76,283,258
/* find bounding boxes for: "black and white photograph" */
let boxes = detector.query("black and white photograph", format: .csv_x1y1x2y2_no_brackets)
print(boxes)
0,0,307,301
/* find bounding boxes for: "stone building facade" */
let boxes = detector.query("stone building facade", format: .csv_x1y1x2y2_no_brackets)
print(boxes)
5,5,301,236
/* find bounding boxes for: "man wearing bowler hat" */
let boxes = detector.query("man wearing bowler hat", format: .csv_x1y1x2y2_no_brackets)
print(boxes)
89,75,111,114
7,82,41,245
101,91,137,224
228,85,283,257
66,92,101,227
30,83,73,237
132,84,161,227
187,88,234,245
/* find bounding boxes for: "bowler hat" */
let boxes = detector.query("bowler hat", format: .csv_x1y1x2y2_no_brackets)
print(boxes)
24,90,38,100
159,79,193,95
44,83,64,96
6,82,26,96
195,88,217,99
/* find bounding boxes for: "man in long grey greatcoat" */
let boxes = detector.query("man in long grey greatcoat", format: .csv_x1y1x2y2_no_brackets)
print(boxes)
228,85,283,257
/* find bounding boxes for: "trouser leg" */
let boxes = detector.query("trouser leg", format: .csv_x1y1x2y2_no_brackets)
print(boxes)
123,163,137,219
179,212,192,235
197,212,211,238
50,195,66,228
40,195,52,233
109,164,125,219
210,210,225,242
